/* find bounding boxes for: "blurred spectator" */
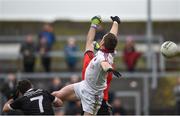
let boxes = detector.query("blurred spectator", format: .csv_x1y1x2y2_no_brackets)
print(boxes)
123,36,141,72
39,23,56,49
38,37,51,72
112,98,127,115
0,73,17,100
65,100,82,115
70,74,79,84
174,77,180,114
94,25,106,42
49,77,63,93
20,35,36,72
54,108,65,116
64,37,79,71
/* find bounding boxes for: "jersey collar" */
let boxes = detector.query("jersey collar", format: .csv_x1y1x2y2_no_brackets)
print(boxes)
26,88,33,92
100,48,114,53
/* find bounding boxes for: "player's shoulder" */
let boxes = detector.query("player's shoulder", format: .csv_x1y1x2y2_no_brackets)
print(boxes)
41,89,53,97
24,88,46,97
96,50,104,56
95,51,114,64
37,89,50,95
15,95,26,102
96,50,110,59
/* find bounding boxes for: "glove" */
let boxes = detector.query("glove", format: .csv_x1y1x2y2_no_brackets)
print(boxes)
107,68,121,78
110,16,121,24
91,15,102,25
93,41,100,51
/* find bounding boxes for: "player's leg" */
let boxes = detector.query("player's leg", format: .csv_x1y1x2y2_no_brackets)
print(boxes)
82,101,101,115
52,84,77,104
84,112,92,115
97,72,113,115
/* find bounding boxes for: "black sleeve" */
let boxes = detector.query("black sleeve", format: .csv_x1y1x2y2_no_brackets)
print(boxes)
10,98,22,110
45,91,55,102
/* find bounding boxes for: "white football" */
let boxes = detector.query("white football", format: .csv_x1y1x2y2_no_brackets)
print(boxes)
160,41,178,58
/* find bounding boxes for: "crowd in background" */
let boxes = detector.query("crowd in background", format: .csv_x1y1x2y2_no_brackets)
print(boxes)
20,23,55,72
20,23,80,73
20,23,142,73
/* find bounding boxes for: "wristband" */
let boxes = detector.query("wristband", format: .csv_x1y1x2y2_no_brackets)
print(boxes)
113,21,119,24
91,24,98,29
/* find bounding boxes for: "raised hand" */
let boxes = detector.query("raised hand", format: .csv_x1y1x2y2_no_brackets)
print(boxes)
110,16,121,24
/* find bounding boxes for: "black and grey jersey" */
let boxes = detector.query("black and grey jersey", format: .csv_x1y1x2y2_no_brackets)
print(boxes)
9,88,55,115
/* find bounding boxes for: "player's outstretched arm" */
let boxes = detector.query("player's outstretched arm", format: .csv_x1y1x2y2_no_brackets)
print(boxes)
2,99,13,112
101,61,121,78
109,16,120,36
85,16,101,51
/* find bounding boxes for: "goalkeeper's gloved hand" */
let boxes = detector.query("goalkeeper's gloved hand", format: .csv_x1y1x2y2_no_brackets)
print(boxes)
110,16,121,24
107,68,121,78
93,41,100,51
91,15,102,29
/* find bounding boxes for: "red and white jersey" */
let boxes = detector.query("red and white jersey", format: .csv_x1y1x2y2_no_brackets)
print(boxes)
84,50,114,93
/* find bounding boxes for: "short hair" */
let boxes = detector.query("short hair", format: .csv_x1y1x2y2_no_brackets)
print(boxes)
103,33,118,52
17,80,32,94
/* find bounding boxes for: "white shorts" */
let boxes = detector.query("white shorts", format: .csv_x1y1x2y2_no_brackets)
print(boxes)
73,81,103,115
